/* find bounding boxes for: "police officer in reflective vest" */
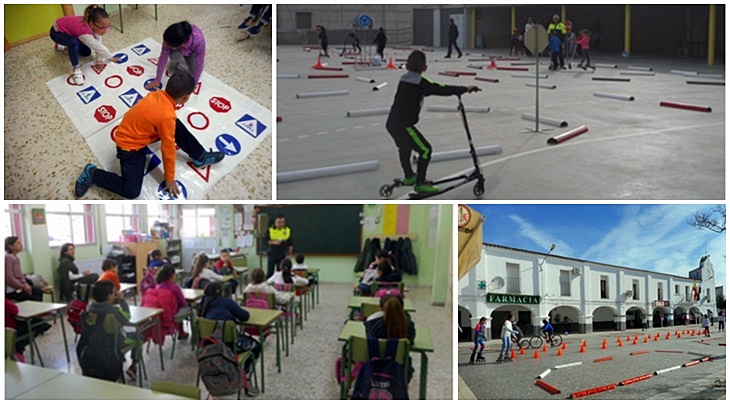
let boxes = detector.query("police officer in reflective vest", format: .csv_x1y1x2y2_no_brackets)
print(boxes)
266,215,293,278
547,14,567,66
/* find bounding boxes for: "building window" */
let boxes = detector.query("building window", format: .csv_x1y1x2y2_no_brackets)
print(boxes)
632,280,639,300
4,204,24,244
181,206,216,238
296,12,312,30
657,282,663,300
506,263,520,294
105,205,140,243
45,204,95,247
706,288,711,302
559,270,570,296
600,276,608,299
674,285,679,294
686,286,690,301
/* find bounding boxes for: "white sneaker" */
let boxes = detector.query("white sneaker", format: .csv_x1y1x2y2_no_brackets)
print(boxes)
73,68,84,85
55,43,67,52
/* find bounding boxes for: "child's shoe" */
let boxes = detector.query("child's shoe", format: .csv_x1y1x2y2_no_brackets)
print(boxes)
401,176,417,186
75,164,96,197
238,17,254,30
55,43,67,52
248,22,265,36
193,149,225,167
73,68,84,85
496,355,504,364
414,184,439,194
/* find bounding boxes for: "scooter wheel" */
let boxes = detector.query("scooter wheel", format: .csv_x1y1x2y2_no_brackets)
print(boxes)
379,184,393,199
473,181,485,197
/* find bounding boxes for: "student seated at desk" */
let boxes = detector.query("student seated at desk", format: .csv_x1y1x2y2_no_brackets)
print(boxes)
155,264,190,340
58,243,100,302
5,236,44,302
356,250,392,296
243,268,291,306
364,293,415,381
192,253,237,295
97,259,121,291
268,259,308,287
5,297,32,362
213,248,235,276
84,281,141,381
291,253,308,270
146,249,170,270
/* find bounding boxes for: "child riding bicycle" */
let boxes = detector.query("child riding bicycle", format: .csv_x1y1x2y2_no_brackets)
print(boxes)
541,319,555,346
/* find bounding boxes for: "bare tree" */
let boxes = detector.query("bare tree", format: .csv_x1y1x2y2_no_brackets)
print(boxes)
688,205,726,233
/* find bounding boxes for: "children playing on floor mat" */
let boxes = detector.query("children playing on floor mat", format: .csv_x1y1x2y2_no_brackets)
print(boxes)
145,21,206,91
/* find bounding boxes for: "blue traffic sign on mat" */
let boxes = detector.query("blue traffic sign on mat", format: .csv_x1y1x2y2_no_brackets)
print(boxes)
113,53,129,64
131,44,151,56
76,86,101,105
215,134,242,156
236,114,267,138
157,180,188,200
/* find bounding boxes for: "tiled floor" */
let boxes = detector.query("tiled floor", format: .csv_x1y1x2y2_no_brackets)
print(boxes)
21,282,453,400
4,4,272,200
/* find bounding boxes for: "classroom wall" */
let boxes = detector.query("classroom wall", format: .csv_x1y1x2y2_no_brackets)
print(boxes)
4,4,64,45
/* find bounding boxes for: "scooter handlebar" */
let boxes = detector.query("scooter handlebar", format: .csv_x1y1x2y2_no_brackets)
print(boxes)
468,87,482,93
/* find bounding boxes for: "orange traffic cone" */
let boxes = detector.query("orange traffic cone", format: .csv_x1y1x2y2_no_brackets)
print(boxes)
311,55,324,69
519,346,526,355
386,58,397,69
632,339,637,345
691,329,695,336
579,345,585,353
557,348,563,356
487,59,497,69
654,335,659,341
655,332,660,339
677,333,681,339
561,342,567,350
534,349,540,359
542,344,548,352
618,339,623,347
665,332,670,340
626,336,630,341
643,337,648,343
510,349,516,359
582,340,587,348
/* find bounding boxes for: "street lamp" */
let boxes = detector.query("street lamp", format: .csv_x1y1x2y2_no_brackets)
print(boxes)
540,243,557,268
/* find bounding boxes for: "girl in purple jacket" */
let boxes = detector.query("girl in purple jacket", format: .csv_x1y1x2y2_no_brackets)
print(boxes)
146,21,206,90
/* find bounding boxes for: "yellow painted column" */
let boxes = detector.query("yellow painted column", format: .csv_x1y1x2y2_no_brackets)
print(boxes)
471,7,476,49
511,6,516,31
624,4,631,55
561,5,566,22
708,4,716,66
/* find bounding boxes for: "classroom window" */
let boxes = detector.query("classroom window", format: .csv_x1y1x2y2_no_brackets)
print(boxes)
296,12,311,30
600,276,608,299
632,280,639,300
181,206,216,238
105,205,140,243
559,270,570,297
45,204,95,247
657,282,663,300
506,263,520,294
4,205,25,244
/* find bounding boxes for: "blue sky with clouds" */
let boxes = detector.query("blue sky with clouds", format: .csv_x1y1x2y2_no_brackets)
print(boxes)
468,204,726,293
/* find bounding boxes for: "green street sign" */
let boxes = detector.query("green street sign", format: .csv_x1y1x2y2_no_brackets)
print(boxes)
486,293,540,305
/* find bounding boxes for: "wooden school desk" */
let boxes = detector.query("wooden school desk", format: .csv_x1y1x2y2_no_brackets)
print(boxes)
337,320,434,400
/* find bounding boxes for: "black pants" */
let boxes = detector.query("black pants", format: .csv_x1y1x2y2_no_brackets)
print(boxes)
266,252,286,278
7,286,43,302
376,44,385,59
386,121,432,186
447,39,461,57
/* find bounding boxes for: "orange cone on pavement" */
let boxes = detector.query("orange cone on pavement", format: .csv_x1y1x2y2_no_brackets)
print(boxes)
615,337,620,344
510,349,516,359
632,339,637,345
618,339,623,347
643,337,648,343
626,336,631,342
557,348,563,356
312,55,324,69
542,344,548,352
691,329,695,336
580,345,586,353
655,332,660,339
677,333,681,339
582,340,587,348
665,332,670,339
534,349,540,359
654,335,659,341
386,58,397,69
519,346,526,355
561,342,567,350
487,59,497,69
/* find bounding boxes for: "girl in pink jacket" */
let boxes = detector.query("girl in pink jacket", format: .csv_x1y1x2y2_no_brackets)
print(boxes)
575,29,593,70
50,5,121,85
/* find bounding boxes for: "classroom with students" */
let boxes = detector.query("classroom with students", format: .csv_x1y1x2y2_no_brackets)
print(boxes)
4,203,453,399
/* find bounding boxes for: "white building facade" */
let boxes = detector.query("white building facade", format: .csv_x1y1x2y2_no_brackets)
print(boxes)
458,244,717,340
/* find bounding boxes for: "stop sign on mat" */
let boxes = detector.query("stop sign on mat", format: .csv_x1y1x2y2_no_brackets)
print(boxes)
127,65,145,76
94,105,117,123
209,96,231,113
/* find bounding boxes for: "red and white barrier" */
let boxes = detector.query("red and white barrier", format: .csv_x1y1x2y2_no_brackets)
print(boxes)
547,125,588,145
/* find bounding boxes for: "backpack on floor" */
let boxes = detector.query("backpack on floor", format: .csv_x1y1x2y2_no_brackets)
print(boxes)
67,284,92,335
76,311,123,382
351,338,409,400
198,320,241,397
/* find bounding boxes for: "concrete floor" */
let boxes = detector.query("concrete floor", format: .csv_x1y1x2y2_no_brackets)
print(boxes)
276,46,725,200
459,326,726,400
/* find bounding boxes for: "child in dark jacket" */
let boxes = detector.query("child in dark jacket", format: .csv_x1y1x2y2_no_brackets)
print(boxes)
365,294,415,382
549,30,563,70
386,50,477,194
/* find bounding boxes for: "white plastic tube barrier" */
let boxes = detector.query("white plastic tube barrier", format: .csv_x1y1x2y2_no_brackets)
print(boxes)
572,70,594,74
278,160,380,183
467,64,484,69
671,69,698,75
296,90,350,98
277,74,300,79
593,92,635,101
430,145,502,162
554,362,582,369
427,105,491,113
694,73,724,79
620,71,655,76
357,77,375,83
627,65,653,71
433,59,460,63
521,113,568,128
595,63,617,68
511,73,549,79
654,365,682,375
346,107,390,117
372,82,388,91
538,369,552,379
526,83,557,89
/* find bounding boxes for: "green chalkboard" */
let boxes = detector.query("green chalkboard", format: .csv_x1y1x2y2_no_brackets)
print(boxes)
258,205,363,255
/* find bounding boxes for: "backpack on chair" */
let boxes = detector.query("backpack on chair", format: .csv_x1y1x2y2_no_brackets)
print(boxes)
198,320,241,397
139,267,157,296
351,338,409,400
67,284,92,335
76,311,123,382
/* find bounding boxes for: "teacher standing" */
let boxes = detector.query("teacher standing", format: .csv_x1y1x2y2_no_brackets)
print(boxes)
266,215,293,278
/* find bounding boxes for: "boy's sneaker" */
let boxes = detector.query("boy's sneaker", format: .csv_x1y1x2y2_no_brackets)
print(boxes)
193,149,225,167
238,17,254,30
75,164,96,197
414,184,439,194
401,176,416,186
73,68,84,85
55,43,67,52
248,22,265,36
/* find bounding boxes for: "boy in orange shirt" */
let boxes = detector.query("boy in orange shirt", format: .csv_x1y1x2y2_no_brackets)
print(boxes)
75,71,224,199
97,259,121,291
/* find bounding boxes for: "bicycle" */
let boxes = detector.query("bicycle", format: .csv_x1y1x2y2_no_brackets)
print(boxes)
529,332,563,349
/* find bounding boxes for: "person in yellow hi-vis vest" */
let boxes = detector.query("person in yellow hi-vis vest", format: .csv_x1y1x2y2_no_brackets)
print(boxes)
266,215,294,278
547,14,567,68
